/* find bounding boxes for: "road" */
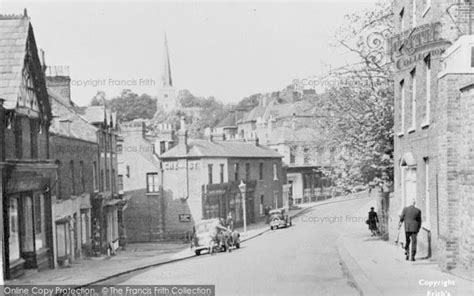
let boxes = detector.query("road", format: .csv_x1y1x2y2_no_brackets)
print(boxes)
111,197,370,296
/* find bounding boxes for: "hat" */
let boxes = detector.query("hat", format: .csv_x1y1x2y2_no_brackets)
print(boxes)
370,207,375,210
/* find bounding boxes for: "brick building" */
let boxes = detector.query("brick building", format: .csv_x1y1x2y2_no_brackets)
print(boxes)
159,122,285,239
390,0,473,276
47,81,97,266
82,105,123,254
0,12,56,279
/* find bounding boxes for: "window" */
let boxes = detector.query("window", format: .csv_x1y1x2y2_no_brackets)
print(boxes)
208,164,213,184
220,164,224,184
92,161,97,190
245,163,250,180
146,173,159,193
424,158,430,230
22,195,34,252
410,69,417,130
259,163,264,180
9,197,20,262
400,80,405,133
424,55,431,124
260,195,264,215
100,169,104,191
399,7,405,32
273,163,278,180
234,163,239,182
112,169,116,194
81,212,88,245
34,193,46,250
160,141,166,154
471,47,474,68
80,161,85,193
14,118,22,159
70,161,75,195
118,175,124,191
106,169,110,191
117,144,123,154
304,148,310,164
126,165,130,178
290,149,296,164
412,0,416,27
30,119,38,159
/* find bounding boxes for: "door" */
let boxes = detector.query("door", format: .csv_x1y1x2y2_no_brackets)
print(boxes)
404,167,417,207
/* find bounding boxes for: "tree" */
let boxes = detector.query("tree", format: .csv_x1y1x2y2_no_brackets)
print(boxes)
306,0,394,189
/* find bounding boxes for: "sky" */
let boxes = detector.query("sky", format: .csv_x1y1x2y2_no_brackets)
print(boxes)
1,0,378,106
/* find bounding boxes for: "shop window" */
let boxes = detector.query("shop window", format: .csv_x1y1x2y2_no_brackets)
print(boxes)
56,222,69,260
22,196,35,252
146,172,159,193
9,197,20,262
81,212,88,245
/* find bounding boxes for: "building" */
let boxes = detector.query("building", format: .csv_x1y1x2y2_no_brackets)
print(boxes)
232,96,335,204
82,105,124,255
390,0,474,276
159,122,285,239
117,120,164,242
47,78,97,266
0,12,57,279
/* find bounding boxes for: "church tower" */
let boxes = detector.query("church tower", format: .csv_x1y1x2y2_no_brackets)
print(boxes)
157,33,178,113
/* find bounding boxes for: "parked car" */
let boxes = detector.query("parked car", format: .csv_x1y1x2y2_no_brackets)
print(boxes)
269,209,292,230
191,218,240,255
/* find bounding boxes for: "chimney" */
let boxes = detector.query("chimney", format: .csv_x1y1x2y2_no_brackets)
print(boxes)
59,119,71,135
46,65,71,106
40,49,47,73
177,117,188,155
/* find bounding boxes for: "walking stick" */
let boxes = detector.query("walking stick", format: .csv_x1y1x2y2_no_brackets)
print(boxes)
395,227,401,245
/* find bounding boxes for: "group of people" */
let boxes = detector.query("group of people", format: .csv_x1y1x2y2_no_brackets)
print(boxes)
366,199,422,262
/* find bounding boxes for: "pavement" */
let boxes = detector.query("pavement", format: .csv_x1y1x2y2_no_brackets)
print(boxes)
337,197,474,296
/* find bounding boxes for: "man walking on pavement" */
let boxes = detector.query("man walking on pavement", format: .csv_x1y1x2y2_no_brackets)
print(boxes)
398,198,422,261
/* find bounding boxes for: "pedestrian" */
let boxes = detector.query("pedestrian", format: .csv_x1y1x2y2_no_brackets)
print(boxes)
367,207,379,236
226,212,234,231
398,198,422,261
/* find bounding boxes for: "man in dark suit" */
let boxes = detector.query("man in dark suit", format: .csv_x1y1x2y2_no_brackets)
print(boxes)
398,199,422,261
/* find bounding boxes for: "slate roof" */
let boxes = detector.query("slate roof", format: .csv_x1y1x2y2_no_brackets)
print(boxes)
160,139,283,159
239,106,266,123
82,105,117,126
48,88,97,143
0,15,30,109
215,112,237,128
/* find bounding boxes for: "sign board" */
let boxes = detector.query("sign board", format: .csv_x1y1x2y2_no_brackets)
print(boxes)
387,22,451,70
179,214,191,222
163,160,200,171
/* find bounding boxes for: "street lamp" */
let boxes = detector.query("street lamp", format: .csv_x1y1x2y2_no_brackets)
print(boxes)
238,180,247,233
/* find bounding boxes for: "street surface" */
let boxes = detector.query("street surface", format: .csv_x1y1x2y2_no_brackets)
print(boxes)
110,198,371,296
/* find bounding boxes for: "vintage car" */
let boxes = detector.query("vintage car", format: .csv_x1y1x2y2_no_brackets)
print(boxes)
269,209,292,230
191,218,240,255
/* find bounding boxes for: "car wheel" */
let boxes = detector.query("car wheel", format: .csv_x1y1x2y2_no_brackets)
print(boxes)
195,250,201,256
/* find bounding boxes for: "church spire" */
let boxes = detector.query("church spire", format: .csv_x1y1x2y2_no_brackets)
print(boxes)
162,32,173,87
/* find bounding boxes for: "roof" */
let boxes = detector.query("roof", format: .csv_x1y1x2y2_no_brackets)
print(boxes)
267,126,317,145
239,106,266,123
160,139,283,159
48,88,97,143
215,112,237,128
263,100,314,120
0,15,30,109
82,105,116,126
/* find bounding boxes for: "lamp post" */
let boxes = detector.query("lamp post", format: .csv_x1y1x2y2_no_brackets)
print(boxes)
238,180,247,233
